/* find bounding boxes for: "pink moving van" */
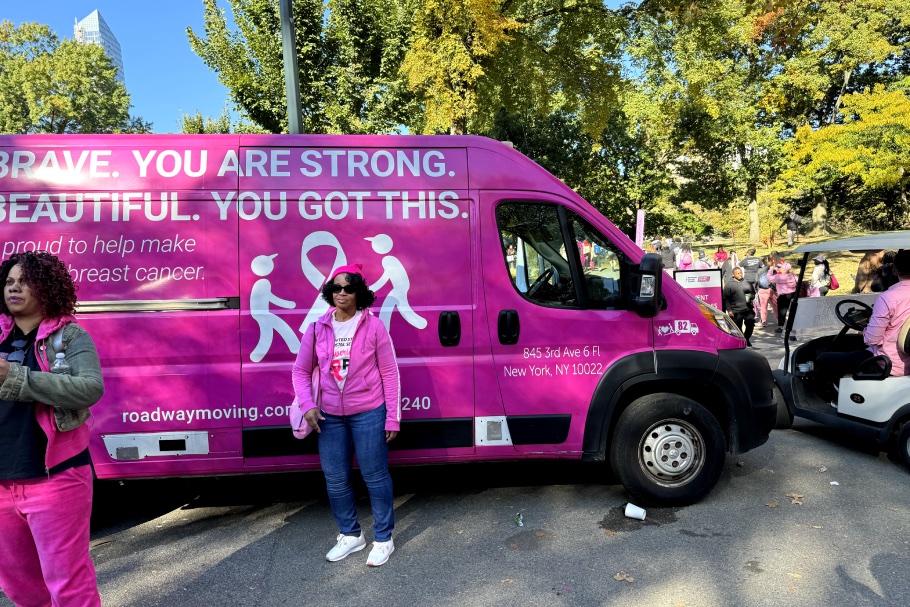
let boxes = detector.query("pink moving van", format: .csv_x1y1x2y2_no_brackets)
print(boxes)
0,135,775,505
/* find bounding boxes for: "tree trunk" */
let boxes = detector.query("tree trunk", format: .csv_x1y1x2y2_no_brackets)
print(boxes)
748,181,759,242
809,191,832,235
903,181,910,228
450,117,466,135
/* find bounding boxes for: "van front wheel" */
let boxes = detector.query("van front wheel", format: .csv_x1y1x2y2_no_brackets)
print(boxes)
610,394,725,507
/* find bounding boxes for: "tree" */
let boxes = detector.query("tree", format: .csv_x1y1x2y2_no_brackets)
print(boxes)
623,1,795,243
402,0,629,135
187,0,416,134
0,20,147,134
768,1,910,231
180,107,234,134
781,85,910,227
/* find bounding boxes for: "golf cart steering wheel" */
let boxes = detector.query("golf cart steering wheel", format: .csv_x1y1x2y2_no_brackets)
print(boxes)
527,267,555,297
835,299,873,331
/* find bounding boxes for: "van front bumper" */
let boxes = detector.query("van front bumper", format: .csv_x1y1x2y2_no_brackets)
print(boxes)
715,348,777,453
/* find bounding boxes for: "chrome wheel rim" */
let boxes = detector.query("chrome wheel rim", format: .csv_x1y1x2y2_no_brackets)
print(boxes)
638,418,705,487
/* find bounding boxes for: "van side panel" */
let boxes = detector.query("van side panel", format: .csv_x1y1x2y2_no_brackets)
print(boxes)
0,139,244,478
234,145,477,469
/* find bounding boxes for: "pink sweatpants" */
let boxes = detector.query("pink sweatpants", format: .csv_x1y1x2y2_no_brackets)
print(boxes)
755,288,778,324
0,465,100,607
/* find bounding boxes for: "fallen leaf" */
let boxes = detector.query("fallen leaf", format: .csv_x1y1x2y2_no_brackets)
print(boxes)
614,572,635,583
809,525,822,529
788,573,802,579
455,529,463,534
501,579,514,584
785,493,804,505
766,501,780,508
535,530,546,538
604,530,616,537
90,539,113,549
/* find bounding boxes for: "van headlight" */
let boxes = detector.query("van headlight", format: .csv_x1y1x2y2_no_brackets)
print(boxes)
697,300,744,338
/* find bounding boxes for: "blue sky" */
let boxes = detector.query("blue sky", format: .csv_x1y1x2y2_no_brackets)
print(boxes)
4,1,234,133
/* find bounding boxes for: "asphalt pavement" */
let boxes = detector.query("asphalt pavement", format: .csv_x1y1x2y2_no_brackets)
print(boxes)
3,316,909,607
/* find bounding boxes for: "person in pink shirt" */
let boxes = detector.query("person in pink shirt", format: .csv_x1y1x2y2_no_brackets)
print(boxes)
864,249,910,376
768,253,798,339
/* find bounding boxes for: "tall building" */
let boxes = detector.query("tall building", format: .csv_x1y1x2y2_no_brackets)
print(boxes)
74,10,124,84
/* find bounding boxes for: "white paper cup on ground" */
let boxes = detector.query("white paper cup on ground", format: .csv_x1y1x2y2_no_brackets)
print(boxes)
624,503,646,520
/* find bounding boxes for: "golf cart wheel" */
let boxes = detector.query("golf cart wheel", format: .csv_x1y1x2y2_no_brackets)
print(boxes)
896,423,910,470
610,394,726,507
773,385,793,429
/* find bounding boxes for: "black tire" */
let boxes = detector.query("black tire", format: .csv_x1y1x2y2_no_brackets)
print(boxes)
773,385,793,429
610,393,726,507
896,423,910,470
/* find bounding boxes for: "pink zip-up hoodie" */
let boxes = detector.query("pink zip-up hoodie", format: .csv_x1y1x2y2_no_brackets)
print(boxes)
292,309,401,431
768,266,798,295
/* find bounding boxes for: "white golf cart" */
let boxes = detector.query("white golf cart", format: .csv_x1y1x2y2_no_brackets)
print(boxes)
772,231,910,468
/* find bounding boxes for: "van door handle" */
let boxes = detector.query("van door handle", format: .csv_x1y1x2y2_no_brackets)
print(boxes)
438,311,461,347
498,310,520,345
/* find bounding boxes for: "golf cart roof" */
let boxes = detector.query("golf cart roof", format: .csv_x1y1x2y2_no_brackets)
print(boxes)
792,231,909,254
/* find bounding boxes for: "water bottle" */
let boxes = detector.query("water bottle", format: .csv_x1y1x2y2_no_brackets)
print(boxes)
50,352,71,375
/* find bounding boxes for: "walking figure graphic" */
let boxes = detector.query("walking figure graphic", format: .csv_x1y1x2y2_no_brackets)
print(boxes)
366,233,427,330
249,254,300,362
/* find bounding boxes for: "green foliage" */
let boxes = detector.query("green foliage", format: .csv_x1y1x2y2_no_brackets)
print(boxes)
187,0,416,134
0,20,145,134
780,85,910,225
180,107,234,134
180,0,910,232
403,0,626,136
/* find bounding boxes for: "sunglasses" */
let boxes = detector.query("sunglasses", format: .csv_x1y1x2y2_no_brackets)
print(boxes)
328,284,357,295
6,339,27,364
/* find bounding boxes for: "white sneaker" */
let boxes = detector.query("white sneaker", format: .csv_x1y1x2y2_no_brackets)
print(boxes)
366,539,395,567
325,533,366,562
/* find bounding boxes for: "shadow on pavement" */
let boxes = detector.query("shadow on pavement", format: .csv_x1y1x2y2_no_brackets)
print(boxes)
91,460,618,535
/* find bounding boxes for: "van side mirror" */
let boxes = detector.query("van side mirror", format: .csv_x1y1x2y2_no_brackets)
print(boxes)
631,253,662,318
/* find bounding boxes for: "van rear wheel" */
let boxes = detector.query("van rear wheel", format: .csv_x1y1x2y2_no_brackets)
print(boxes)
610,394,725,507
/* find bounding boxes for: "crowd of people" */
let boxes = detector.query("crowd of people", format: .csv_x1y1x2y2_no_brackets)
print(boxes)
650,232,904,355
650,236,844,344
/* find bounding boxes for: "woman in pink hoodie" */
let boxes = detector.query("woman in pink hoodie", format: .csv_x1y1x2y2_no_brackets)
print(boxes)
768,253,798,339
293,264,400,568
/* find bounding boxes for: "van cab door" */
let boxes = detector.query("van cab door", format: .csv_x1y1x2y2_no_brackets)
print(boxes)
480,194,653,454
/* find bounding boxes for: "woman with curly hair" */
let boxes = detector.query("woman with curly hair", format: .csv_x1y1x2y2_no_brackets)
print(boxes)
0,251,104,606
292,263,400,567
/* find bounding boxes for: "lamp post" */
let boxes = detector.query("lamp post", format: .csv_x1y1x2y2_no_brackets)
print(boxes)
278,0,302,134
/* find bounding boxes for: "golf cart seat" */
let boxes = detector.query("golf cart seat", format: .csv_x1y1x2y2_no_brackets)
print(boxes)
899,315,910,356
815,350,892,382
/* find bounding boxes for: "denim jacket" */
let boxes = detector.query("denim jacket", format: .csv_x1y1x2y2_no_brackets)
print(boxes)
0,315,104,470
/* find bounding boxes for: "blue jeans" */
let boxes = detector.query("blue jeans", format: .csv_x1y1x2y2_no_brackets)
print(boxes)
318,404,394,542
